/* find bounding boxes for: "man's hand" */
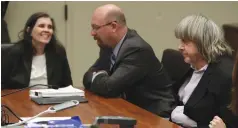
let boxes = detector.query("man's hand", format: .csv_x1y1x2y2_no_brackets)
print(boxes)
209,116,226,128
92,70,108,83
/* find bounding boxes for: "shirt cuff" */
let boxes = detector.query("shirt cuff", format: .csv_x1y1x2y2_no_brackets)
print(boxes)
171,106,197,127
92,70,108,83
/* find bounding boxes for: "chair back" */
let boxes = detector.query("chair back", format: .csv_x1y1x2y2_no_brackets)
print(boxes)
1,43,15,62
223,23,238,58
161,49,190,83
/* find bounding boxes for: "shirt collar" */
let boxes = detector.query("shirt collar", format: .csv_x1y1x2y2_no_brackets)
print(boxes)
112,33,127,57
191,64,208,73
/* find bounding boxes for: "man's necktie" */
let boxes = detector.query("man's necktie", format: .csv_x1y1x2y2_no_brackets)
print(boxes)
110,53,116,71
110,53,126,99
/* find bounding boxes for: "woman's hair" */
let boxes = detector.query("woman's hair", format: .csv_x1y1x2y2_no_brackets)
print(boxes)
18,12,63,55
230,51,238,114
175,14,232,63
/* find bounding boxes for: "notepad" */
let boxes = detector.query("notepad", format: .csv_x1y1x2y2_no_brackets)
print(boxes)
29,85,85,98
31,96,88,105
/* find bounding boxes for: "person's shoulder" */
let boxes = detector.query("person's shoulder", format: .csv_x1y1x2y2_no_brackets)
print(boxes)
54,42,67,56
207,55,233,93
215,55,234,76
208,55,233,87
126,29,146,45
124,28,153,51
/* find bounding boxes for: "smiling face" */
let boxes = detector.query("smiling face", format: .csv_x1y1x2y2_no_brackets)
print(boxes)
30,17,53,45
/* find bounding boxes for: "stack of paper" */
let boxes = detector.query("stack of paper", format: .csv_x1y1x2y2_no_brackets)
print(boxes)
29,85,85,98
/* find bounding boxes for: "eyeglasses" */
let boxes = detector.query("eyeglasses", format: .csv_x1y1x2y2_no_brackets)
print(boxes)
91,21,116,31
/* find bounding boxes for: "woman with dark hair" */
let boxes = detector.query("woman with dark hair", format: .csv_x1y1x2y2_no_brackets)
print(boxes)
2,12,73,89
209,51,238,128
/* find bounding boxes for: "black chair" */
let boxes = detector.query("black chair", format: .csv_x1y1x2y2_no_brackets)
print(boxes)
1,43,15,89
161,49,190,84
1,43,15,62
223,23,238,58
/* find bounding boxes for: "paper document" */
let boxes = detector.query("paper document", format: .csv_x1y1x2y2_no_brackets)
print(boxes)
21,117,71,123
21,116,84,128
30,85,85,98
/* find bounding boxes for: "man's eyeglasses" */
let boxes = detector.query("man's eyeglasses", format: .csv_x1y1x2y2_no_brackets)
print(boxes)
91,21,116,31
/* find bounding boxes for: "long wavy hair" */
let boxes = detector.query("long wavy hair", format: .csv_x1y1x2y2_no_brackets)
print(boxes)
230,51,238,114
18,12,63,55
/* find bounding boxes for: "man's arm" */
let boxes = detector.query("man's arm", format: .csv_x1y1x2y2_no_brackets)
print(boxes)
89,48,152,97
83,47,112,89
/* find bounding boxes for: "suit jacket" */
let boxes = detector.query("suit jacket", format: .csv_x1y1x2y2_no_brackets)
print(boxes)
1,41,73,89
173,55,238,128
83,29,175,117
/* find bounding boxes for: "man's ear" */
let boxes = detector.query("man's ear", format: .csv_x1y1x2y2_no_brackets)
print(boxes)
111,22,117,32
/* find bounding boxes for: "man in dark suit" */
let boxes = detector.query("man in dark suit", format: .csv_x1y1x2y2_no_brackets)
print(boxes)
83,4,175,118
171,14,237,128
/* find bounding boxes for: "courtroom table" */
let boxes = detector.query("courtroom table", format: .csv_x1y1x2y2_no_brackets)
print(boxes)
1,89,179,128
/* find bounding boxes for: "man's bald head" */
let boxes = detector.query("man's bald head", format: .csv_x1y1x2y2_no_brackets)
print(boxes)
91,4,128,49
93,4,126,26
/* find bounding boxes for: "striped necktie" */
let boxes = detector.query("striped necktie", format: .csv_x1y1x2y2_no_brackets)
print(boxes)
110,53,116,70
